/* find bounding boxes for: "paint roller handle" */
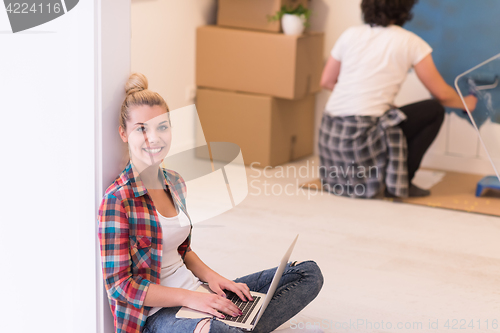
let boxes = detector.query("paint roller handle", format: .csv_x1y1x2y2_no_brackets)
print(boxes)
464,85,476,114
464,75,497,112
462,94,478,114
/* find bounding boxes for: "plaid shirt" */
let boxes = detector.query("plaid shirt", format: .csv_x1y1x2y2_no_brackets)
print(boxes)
98,162,192,333
318,109,409,198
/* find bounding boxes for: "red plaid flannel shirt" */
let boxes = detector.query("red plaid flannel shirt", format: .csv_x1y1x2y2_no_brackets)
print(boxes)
98,162,192,333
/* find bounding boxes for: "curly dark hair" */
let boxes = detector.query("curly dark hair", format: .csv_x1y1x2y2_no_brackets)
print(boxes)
361,0,418,27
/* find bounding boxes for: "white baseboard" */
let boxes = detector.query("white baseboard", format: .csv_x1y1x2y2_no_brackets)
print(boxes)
421,152,496,175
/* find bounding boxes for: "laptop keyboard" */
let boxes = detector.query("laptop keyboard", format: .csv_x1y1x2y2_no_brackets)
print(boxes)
223,291,261,323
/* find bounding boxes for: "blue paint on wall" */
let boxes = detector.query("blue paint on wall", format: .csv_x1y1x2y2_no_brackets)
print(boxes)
405,0,500,127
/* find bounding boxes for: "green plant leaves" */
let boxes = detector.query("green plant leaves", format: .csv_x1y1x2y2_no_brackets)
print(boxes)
268,4,311,27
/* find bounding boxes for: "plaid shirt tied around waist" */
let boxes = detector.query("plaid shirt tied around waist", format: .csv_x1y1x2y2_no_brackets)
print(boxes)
318,109,409,198
98,162,192,333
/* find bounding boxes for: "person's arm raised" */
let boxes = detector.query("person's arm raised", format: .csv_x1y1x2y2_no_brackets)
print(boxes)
414,54,477,111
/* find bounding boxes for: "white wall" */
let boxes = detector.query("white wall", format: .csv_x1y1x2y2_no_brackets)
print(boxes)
0,1,130,332
131,0,218,153
0,2,97,333
96,2,132,332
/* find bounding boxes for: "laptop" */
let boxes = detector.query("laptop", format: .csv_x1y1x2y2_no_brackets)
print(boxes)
176,234,299,331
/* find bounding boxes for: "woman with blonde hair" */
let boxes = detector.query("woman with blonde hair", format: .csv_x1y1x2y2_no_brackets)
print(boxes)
98,73,323,333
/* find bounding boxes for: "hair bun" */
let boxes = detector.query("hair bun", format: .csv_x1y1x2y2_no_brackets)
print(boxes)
125,72,148,95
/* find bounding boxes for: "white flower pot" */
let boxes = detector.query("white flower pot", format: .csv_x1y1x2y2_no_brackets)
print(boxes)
281,14,306,36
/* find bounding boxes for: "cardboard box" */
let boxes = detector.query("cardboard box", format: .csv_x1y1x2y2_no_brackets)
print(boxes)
196,26,324,100
217,0,309,33
196,88,315,167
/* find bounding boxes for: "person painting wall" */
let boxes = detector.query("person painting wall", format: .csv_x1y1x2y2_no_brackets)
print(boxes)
318,0,477,199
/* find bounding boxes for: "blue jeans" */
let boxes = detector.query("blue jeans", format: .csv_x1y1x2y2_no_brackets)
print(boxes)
143,261,323,333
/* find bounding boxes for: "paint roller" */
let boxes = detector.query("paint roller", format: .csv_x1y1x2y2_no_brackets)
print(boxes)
466,73,499,96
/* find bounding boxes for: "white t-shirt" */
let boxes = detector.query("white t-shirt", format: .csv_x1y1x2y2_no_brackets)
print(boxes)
148,209,201,317
324,24,432,117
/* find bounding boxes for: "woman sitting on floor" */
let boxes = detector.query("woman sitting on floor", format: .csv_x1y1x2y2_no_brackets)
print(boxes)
319,0,477,198
98,73,323,333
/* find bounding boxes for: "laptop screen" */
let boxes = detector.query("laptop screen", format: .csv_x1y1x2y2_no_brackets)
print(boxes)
455,53,500,181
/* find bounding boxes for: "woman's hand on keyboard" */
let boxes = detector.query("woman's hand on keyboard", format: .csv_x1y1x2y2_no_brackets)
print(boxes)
207,274,254,302
185,291,243,319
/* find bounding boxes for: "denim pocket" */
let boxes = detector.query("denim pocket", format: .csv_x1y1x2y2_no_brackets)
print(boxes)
130,235,152,269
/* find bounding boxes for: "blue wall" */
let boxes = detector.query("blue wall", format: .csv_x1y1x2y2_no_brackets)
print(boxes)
405,0,500,127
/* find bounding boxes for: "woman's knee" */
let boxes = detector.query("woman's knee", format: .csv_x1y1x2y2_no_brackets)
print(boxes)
292,260,324,294
194,319,211,333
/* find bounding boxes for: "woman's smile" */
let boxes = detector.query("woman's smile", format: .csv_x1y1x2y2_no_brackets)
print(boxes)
143,146,164,154
119,104,172,172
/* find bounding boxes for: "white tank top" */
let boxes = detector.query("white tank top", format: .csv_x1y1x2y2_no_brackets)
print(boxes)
148,209,201,317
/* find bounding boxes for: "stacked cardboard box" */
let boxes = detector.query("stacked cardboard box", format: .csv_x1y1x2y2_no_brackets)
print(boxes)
196,0,324,167
217,0,309,32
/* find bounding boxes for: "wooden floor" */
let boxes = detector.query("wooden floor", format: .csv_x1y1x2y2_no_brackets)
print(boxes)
188,157,500,332
300,171,500,217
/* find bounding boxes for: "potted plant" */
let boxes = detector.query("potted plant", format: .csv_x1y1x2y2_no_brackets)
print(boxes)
268,4,312,36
